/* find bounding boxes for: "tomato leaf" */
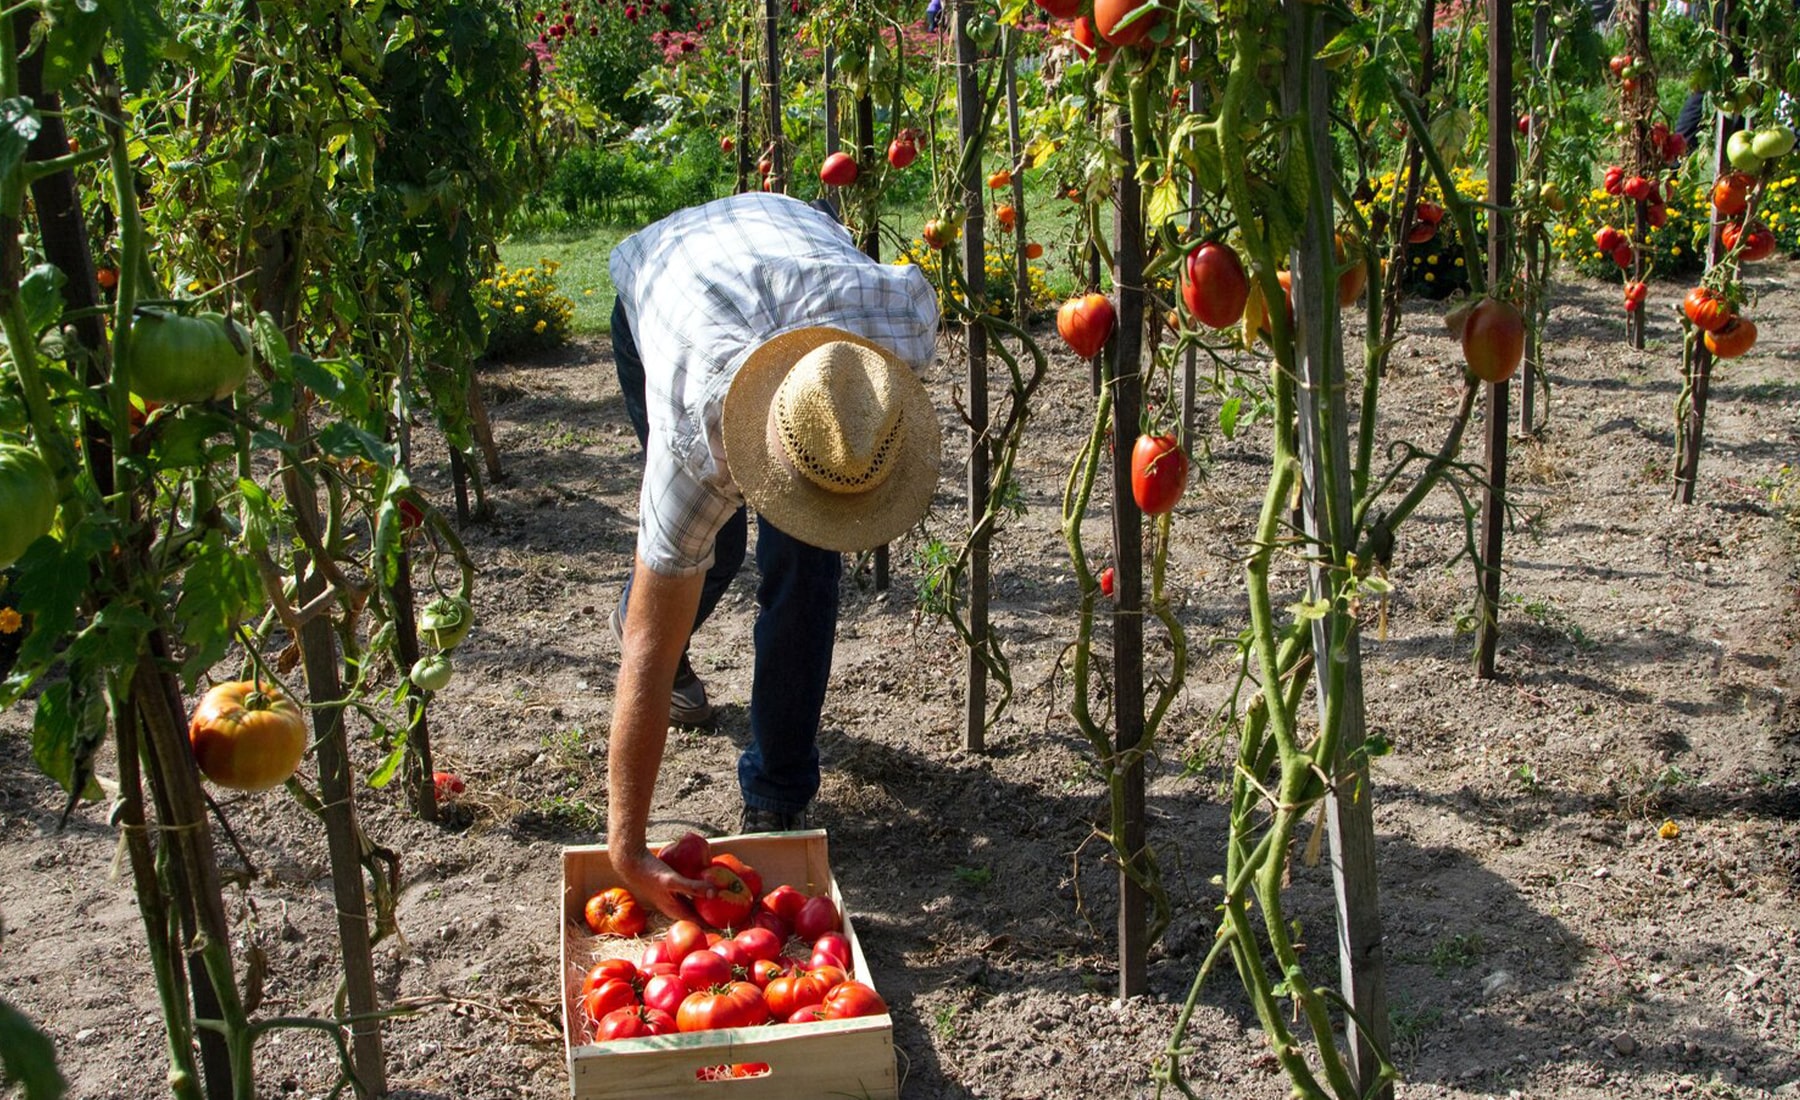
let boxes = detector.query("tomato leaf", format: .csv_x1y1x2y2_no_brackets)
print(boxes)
316,422,395,467
367,738,407,789
30,675,105,802
36,0,110,96
18,265,67,340
0,520,109,705
148,407,235,470
175,529,261,691
0,98,41,192
237,478,277,555
0,996,66,1100
99,0,173,93
1218,396,1242,439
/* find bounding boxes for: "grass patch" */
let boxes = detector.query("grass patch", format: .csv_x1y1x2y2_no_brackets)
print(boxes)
499,227,629,337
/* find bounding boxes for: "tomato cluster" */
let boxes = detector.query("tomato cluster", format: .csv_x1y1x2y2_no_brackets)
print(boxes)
578,836,889,1042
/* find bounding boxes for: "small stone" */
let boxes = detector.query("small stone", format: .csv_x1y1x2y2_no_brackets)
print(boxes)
1612,1033,1639,1056
75,1028,98,1044
1482,970,1518,997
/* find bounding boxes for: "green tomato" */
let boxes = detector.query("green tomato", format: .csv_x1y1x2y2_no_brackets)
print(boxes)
969,13,999,50
1726,129,1766,174
128,310,252,404
418,595,473,650
0,444,57,568
410,654,454,692
1751,126,1796,160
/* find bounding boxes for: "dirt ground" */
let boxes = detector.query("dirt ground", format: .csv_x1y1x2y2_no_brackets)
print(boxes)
2,267,1797,1100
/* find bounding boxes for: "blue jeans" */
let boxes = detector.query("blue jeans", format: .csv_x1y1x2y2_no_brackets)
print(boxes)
612,297,840,815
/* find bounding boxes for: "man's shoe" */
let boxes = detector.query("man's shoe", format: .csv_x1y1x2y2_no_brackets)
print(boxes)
739,805,810,834
612,601,715,728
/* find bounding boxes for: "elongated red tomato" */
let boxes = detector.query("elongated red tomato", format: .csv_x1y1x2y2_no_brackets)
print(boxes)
1460,297,1525,384
1180,241,1249,329
1094,0,1163,46
1130,434,1189,515
1057,293,1116,359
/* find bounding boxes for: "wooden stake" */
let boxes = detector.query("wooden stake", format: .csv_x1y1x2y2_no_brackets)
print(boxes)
1475,0,1515,681
954,0,989,755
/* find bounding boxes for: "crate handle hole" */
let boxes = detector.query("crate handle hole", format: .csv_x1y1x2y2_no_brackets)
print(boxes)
695,1061,773,1083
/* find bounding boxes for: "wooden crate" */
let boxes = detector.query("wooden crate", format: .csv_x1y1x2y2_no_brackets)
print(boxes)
560,831,897,1100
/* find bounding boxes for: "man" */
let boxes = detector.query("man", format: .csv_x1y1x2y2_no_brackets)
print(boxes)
605,190,941,919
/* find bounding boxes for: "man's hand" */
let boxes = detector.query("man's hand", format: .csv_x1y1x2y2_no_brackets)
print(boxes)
609,845,712,923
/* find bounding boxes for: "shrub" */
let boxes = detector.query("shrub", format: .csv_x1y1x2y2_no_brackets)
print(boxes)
482,260,575,357
529,132,728,229
1356,167,1487,299
894,237,1051,323
1555,175,1708,281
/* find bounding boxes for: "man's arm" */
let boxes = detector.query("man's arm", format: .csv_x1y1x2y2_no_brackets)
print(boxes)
606,553,712,920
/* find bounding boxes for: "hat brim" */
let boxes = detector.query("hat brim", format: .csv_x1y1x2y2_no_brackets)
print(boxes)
722,327,941,553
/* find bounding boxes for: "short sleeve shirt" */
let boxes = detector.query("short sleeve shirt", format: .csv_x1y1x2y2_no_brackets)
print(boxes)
609,192,940,576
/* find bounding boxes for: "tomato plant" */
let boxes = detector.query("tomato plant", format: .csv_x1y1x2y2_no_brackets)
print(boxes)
188,681,310,792
584,886,648,937
1130,435,1189,516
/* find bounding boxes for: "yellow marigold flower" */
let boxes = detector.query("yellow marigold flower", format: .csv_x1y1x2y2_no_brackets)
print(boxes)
0,607,21,634
1424,272,1435,281
1658,820,1680,839
514,305,526,314
534,320,547,334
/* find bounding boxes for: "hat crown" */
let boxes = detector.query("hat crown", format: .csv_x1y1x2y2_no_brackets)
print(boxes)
773,341,905,495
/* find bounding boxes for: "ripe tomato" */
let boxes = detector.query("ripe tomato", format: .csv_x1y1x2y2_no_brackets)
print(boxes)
1180,241,1249,329
1723,221,1776,262
582,958,639,997
678,949,734,991
764,968,834,1018
583,978,640,1025
1130,434,1189,515
1098,566,1115,597
642,973,689,1017
432,770,465,800
749,958,786,988
128,310,252,404
1057,293,1116,359
584,887,648,937
0,444,57,569
1460,297,1525,384
1333,236,1367,307
188,681,308,791
994,203,1017,230
1622,281,1648,312
820,980,888,1020
664,919,708,961
709,856,759,900
694,864,755,930
819,151,858,187
1069,15,1113,62
1033,0,1081,16
1703,316,1756,359
1593,226,1625,254
1622,175,1651,201
1682,287,1733,333
810,931,853,970
1024,241,1044,260
95,266,119,290
731,926,783,964
709,937,749,970
746,907,790,941
1094,0,1163,46
1610,243,1634,268
596,1005,677,1040
887,138,917,170
656,831,711,878
1603,165,1625,196
1711,172,1751,216
720,136,734,154
759,884,807,925
986,168,1012,189
676,981,768,1032
793,895,841,942
1609,53,1631,76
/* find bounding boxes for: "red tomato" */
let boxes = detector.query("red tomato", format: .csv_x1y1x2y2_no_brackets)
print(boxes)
764,968,834,1018
995,203,1017,230
642,973,689,1017
819,151,859,187
187,681,307,791
1024,241,1044,260
582,958,639,997
583,979,640,1025
710,853,762,898
747,907,791,941
887,138,917,170
1623,281,1648,312
1603,165,1625,196
676,981,769,1032
656,832,711,878
1033,0,1081,15
986,168,1012,190
431,769,463,798
810,931,853,970
596,1005,677,1040
1704,316,1757,359
1682,287,1734,333
1130,434,1189,515
749,958,786,988
664,919,708,962
820,980,888,1020
1622,175,1652,201
679,949,734,991
709,938,750,970
96,266,119,290
793,895,841,942
760,884,807,925
694,864,754,930
720,136,734,154
1057,293,1116,359
1662,131,1688,160
1609,54,1631,76
1094,0,1163,46
1711,172,1751,216
1180,241,1249,329
788,1004,827,1024
1723,221,1776,262
1099,566,1115,598
1610,243,1634,268
584,887,647,938
732,926,784,964
1593,226,1625,254
1460,297,1526,384
1069,15,1114,61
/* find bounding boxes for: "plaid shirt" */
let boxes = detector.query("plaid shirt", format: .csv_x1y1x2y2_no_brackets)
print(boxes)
610,192,940,575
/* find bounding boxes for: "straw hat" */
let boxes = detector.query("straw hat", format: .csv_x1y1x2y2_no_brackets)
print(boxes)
722,327,940,553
